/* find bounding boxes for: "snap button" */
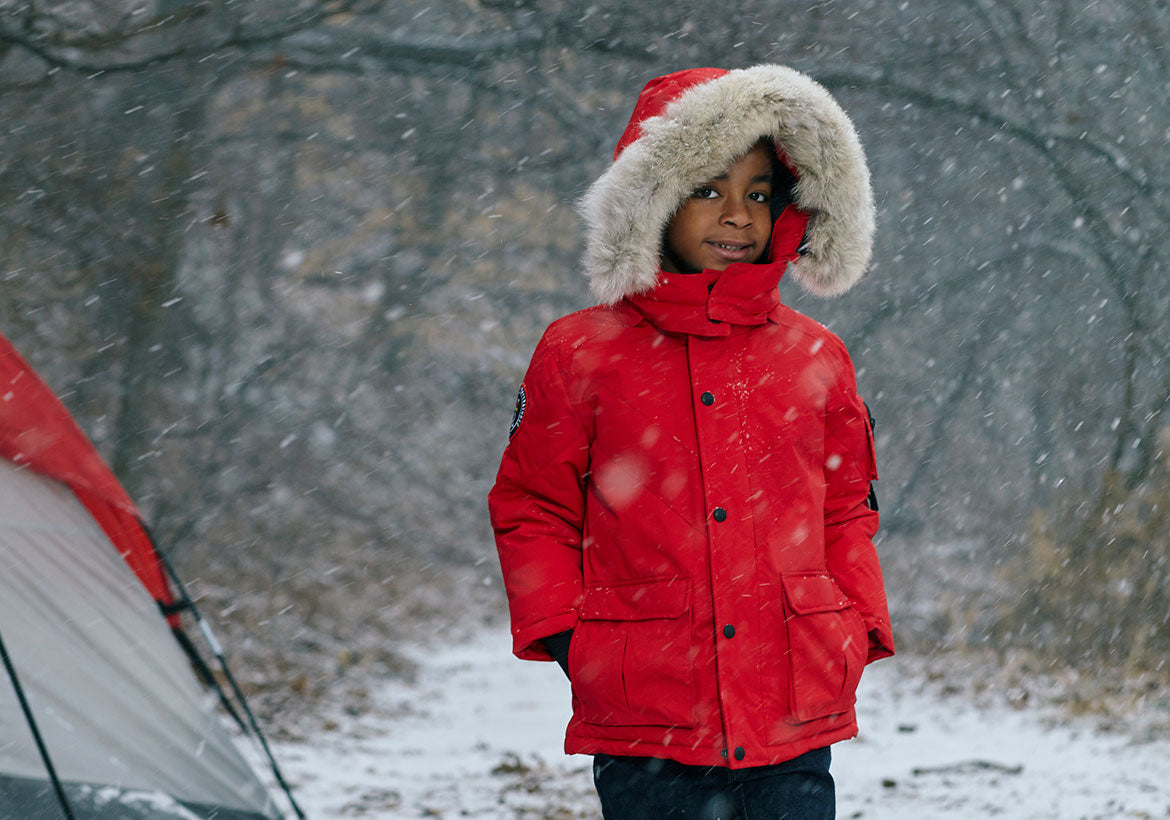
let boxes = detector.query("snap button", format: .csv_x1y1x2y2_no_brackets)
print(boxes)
712,507,727,522
734,747,745,761
701,392,714,406
720,748,729,759
723,624,735,639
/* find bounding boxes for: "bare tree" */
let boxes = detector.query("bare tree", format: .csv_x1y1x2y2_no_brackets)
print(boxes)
3,0,1169,699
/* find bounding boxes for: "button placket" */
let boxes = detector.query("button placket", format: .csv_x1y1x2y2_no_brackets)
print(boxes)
689,334,757,759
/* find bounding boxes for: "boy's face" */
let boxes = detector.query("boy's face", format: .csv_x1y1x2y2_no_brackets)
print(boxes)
661,141,775,274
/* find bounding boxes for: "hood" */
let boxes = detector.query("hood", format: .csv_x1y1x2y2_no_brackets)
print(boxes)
579,64,875,305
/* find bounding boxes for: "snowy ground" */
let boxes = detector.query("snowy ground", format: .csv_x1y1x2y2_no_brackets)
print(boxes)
266,629,1170,819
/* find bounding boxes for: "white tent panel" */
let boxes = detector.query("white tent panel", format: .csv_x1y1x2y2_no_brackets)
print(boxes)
0,459,277,818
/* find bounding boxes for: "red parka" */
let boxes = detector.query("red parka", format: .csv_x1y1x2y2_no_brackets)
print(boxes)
489,65,893,768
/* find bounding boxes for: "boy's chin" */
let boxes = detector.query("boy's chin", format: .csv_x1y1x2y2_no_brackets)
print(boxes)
660,255,768,275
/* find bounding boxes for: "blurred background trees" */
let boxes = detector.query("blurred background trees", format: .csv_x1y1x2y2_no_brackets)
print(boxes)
3,0,1168,719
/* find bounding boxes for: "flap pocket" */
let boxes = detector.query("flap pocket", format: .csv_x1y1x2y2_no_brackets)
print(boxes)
782,573,851,614
580,576,690,621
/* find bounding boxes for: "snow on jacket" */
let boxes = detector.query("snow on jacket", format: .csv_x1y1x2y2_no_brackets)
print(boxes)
489,64,893,769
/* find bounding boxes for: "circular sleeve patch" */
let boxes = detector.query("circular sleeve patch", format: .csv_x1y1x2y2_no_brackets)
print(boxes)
508,383,527,438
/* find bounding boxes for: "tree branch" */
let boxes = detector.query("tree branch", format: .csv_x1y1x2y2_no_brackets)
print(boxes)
0,0,386,75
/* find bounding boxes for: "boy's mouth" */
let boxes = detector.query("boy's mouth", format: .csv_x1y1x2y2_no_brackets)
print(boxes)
705,240,755,261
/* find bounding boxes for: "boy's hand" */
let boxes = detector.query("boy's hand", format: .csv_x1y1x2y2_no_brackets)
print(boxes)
541,630,574,679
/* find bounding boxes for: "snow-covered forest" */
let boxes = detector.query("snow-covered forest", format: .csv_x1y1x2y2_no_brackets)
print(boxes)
3,0,1169,815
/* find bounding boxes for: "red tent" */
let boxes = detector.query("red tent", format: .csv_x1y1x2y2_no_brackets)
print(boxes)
0,335,171,608
0,333,292,819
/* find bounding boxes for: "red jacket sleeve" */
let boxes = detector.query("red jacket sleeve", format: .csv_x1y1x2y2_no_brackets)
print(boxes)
488,328,591,661
822,346,894,663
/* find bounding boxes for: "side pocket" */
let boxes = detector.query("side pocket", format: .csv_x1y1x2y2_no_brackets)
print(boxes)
780,572,867,725
570,576,694,728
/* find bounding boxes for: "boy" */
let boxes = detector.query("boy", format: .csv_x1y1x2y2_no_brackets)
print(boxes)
489,65,893,819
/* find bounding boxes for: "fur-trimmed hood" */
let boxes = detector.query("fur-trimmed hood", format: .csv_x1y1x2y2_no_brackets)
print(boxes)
579,65,875,304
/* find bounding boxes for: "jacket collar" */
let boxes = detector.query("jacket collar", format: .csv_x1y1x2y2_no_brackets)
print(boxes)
616,203,808,335
622,262,784,337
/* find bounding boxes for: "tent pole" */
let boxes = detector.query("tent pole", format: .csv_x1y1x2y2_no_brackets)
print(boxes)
153,546,307,820
165,615,249,732
0,626,77,820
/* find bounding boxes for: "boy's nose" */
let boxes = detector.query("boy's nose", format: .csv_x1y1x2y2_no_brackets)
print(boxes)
720,201,751,227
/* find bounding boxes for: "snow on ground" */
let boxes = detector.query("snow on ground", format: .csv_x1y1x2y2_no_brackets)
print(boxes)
268,629,1170,819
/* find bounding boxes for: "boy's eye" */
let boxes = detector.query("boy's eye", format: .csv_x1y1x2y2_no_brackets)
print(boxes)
691,187,719,199
748,191,771,203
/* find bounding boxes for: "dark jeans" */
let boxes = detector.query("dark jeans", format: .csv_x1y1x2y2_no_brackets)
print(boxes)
592,747,834,820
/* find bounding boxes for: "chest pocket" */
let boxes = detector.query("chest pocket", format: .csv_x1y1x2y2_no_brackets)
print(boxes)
863,400,879,509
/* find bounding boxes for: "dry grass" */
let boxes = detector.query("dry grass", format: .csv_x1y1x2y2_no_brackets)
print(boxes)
961,430,1170,728
994,477,1170,676
173,537,506,738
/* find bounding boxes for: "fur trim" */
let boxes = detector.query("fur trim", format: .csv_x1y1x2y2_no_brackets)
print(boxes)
579,65,875,304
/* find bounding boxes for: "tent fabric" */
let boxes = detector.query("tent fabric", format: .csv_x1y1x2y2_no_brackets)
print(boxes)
0,460,279,819
0,333,280,820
